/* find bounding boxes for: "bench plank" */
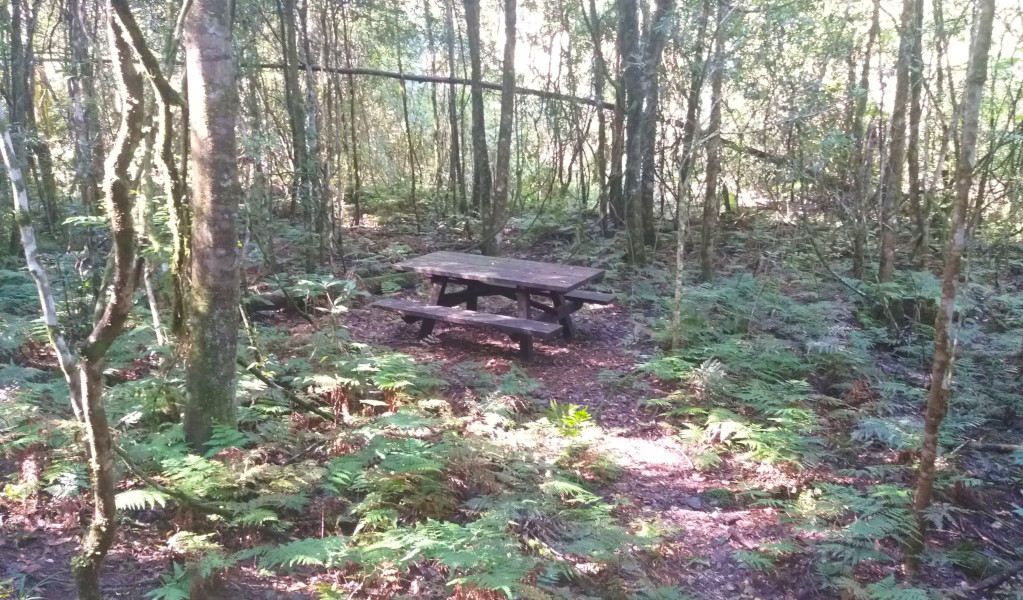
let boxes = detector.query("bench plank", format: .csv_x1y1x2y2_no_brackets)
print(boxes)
372,298,562,338
564,289,615,305
471,280,614,306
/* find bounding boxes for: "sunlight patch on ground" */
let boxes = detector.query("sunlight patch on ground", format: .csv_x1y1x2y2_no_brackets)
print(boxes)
600,435,690,472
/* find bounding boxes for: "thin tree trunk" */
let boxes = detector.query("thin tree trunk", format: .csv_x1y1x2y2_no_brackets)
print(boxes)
907,0,925,266
621,0,645,265
66,0,104,219
278,0,309,223
341,4,362,225
850,0,880,280
464,0,492,220
424,0,445,203
878,0,916,283
183,0,242,451
581,0,608,234
700,0,727,282
72,1,148,594
445,0,467,214
671,0,712,349
487,0,516,256
607,4,626,226
396,49,421,233
906,0,993,577
637,0,673,248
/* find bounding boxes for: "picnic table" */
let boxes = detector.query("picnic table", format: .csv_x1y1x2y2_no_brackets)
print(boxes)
370,251,613,360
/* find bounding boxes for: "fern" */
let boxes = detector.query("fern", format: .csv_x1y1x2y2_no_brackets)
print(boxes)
241,536,349,570
116,488,171,511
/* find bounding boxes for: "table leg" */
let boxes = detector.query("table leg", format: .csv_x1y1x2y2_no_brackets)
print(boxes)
466,282,479,310
551,292,576,339
418,276,448,339
516,289,532,361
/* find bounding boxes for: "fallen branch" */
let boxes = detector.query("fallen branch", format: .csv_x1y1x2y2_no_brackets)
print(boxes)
252,63,615,110
237,358,336,422
966,560,1023,595
113,445,233,517
966,441,1020,453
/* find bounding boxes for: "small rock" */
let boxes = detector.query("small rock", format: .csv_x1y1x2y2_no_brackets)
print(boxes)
686,496,703,510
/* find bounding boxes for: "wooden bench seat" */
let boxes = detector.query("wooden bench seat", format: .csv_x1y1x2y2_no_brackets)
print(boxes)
372,298,562,360
564,289,615,305
471,281,615,305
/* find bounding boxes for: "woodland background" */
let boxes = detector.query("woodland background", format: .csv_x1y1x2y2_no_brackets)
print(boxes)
0,0,1022,598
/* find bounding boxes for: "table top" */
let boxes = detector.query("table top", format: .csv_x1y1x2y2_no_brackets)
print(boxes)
396,251,604,293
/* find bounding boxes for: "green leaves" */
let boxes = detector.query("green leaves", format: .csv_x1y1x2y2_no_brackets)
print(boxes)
115,488,170,511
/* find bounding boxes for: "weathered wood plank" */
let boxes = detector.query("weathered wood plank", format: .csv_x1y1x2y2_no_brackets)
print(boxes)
371,298,563,337
468,279,615,306
564,289,615,305
397,251,604,293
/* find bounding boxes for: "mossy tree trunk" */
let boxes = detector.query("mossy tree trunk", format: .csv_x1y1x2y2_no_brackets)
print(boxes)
183,0,242,451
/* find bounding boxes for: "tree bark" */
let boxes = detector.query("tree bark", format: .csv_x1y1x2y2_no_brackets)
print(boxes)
607,3,626,226
340,4,363,225
486,0,516,256
621,0,645,265
907,0,925,266
638,0,674,247
445,0,467,213
671,0,712,349
184,0,242,451
878,0,916,283
906,0,994,577
464,0,492,220
581,0,608,234
73,1,148,595
700,0,727,282
396,50,421,233
849,0,880,280
277,0,310,223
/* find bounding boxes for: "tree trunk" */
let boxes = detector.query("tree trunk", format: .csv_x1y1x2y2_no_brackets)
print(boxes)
424,0,445,202
341,4,363,225
621,0,645,265
849,0,880,280
581,0,608,234
487,0,516,256
907,0,925,266
73,1,148,594
700,0,727,283
607,3,626,227
878,0,916,283
637,0,673,248
184,0,242,451
905,0,993,577
278,0,310,223
445,0,467,214
671,0,712,349
396,50,421,233
66,0,103,213
464,0,492,220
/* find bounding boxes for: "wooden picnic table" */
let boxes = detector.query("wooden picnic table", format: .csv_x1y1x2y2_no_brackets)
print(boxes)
372,251,610,360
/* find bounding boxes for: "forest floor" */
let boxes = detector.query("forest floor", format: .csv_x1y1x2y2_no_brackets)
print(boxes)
3,214,1023,599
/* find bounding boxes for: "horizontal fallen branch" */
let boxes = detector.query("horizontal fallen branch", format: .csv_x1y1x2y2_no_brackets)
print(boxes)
237,358,336,422
113,445,234,517
252,63,615,111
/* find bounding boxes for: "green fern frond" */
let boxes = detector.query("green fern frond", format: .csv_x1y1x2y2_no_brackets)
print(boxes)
115,488,170,511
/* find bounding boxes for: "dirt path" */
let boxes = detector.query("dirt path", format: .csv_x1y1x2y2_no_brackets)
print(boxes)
346,290,815,599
